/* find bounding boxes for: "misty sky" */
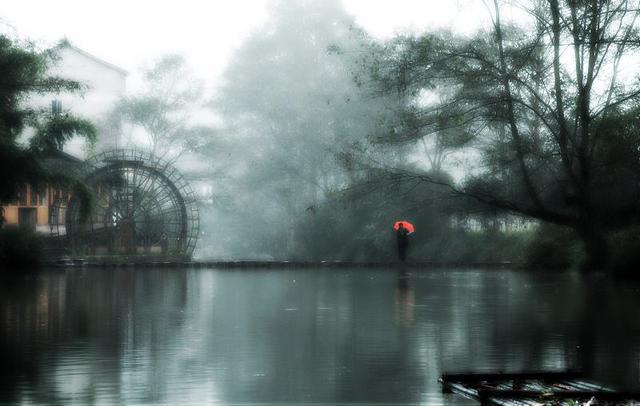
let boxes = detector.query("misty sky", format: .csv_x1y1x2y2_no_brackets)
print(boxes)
1,0,487,90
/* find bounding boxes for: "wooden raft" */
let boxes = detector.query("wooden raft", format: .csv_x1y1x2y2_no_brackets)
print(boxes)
440,371,640,405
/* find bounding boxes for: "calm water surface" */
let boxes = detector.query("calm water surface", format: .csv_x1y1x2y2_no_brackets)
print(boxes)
1,267,640,405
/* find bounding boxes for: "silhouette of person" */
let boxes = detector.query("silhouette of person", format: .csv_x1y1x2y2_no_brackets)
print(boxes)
396,222,410,262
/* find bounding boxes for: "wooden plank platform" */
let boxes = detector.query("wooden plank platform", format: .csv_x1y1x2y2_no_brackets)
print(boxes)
440,371,640,405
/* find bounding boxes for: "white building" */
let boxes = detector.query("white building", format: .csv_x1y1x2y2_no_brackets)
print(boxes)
32,39,128,156
4,41,128,232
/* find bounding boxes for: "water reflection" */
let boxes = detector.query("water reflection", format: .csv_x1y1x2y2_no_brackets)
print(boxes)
1,268,640,404
395,268,414,326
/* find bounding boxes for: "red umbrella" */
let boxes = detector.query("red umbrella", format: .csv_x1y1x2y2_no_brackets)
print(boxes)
394,221,415,234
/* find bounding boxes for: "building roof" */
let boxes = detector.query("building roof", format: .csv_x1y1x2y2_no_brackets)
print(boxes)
39,148,85,177
43,148,83,163
54,39,128,76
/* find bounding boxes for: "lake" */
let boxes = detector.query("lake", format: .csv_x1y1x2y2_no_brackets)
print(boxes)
1,267,640,405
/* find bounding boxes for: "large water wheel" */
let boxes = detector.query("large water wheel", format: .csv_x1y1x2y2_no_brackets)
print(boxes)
50,149,199,259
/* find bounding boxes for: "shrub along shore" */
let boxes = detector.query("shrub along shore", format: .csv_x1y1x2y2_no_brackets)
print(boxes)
2,224,639,274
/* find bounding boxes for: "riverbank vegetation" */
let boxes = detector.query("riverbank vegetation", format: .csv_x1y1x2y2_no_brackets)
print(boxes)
0,227,43,270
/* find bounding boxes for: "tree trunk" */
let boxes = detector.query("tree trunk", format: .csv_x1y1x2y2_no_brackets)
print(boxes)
578,225,608,272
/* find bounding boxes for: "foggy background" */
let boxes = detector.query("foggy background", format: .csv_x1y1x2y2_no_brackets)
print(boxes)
1,0,489,91
7,0,633,263
1,0,495,261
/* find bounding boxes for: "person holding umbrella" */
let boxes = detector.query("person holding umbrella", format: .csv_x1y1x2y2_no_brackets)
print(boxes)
394,221,415,262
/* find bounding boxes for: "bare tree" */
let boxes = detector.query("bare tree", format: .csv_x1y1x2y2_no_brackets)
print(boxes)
364,0,640,270
116,54,203,161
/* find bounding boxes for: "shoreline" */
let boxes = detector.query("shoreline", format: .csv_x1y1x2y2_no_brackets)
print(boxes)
44,259,516,269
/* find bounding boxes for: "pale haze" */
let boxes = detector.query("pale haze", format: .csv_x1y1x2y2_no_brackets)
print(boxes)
1,0,487,90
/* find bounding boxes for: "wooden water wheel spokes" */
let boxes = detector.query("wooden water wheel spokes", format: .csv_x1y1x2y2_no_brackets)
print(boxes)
50,149,199,259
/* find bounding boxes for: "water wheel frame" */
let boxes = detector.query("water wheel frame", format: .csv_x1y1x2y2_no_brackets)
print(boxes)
50,149,199,259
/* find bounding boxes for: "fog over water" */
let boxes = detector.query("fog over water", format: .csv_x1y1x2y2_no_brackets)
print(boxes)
3,1,640,404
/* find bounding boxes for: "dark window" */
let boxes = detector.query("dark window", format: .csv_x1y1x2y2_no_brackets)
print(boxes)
30,185,38,206
18,186,27,206
18,208,37,231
